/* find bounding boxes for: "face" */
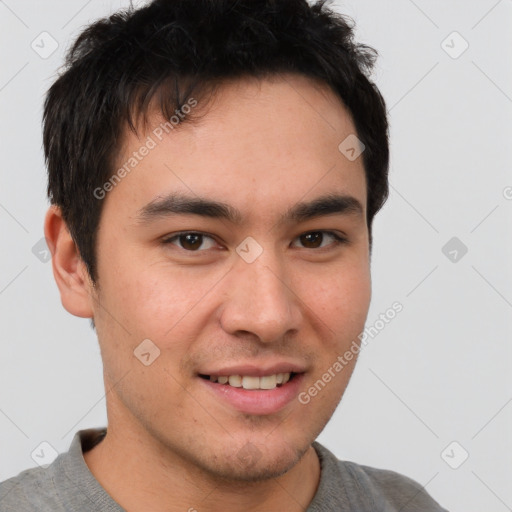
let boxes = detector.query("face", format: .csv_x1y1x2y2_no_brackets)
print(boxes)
89,74,371,481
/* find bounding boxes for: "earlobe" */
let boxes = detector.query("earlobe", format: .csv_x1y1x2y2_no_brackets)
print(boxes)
44,205,95,318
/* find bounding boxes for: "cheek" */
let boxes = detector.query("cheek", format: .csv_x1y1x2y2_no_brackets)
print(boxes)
301,261,371,338
103,262,227,348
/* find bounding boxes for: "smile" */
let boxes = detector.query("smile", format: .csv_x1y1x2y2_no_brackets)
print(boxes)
198,371,305,415
199,372,295,390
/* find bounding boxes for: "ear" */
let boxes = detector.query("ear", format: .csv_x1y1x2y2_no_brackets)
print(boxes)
44,205,95,318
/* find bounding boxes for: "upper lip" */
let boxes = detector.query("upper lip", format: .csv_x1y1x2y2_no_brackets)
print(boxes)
198,362,307,377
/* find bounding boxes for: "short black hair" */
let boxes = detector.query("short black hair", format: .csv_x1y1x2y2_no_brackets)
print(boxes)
44,0,389,283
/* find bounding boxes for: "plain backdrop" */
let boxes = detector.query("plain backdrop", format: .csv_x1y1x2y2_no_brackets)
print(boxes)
1,1,511,511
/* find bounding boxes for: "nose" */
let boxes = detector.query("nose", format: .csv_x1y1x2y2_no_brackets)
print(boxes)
219,250,302,344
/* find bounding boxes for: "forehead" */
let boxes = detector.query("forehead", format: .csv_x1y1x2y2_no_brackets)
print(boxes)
107,74,366,224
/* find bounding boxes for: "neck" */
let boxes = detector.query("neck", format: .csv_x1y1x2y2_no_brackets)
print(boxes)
83,420,321,512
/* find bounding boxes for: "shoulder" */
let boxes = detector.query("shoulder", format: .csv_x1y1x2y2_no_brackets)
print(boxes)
311,442,448,511
0,463,63,512
0,429,107,512
344,460,447,511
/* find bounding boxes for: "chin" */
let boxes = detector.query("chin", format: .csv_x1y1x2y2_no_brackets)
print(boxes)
206,438,310,483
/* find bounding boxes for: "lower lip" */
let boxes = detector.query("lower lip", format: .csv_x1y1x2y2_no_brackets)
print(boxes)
199,374,305,415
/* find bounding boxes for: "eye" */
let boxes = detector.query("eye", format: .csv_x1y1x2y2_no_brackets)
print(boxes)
292,231,347,249
162,232,218,251
162,230,347,253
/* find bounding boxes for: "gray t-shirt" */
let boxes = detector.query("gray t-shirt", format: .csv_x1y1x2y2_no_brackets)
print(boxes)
0,428,448,511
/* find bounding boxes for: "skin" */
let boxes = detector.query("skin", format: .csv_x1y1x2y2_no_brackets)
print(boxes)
45,73,371,512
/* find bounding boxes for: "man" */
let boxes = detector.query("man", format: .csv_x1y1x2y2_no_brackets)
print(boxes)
0,0,447,510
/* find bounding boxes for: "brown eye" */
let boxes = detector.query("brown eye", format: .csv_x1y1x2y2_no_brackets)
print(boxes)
179,233,203,250
163,232,217,251
299,232,323,248
292,231,347,249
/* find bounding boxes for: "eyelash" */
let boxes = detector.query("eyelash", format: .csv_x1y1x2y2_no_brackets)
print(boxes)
161,230,348,252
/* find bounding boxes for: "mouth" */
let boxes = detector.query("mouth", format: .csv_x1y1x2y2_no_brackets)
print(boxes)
197,369,305,415
198,372,298,390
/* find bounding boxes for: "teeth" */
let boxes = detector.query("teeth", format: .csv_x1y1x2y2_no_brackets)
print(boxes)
260,374,277,389
228,375,242,387
207,372,292,389
242,376,260,390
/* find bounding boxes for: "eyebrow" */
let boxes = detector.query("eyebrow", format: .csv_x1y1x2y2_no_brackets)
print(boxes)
136,192,363,226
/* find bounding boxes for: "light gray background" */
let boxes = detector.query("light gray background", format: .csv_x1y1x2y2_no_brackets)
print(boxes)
1,1,511,510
